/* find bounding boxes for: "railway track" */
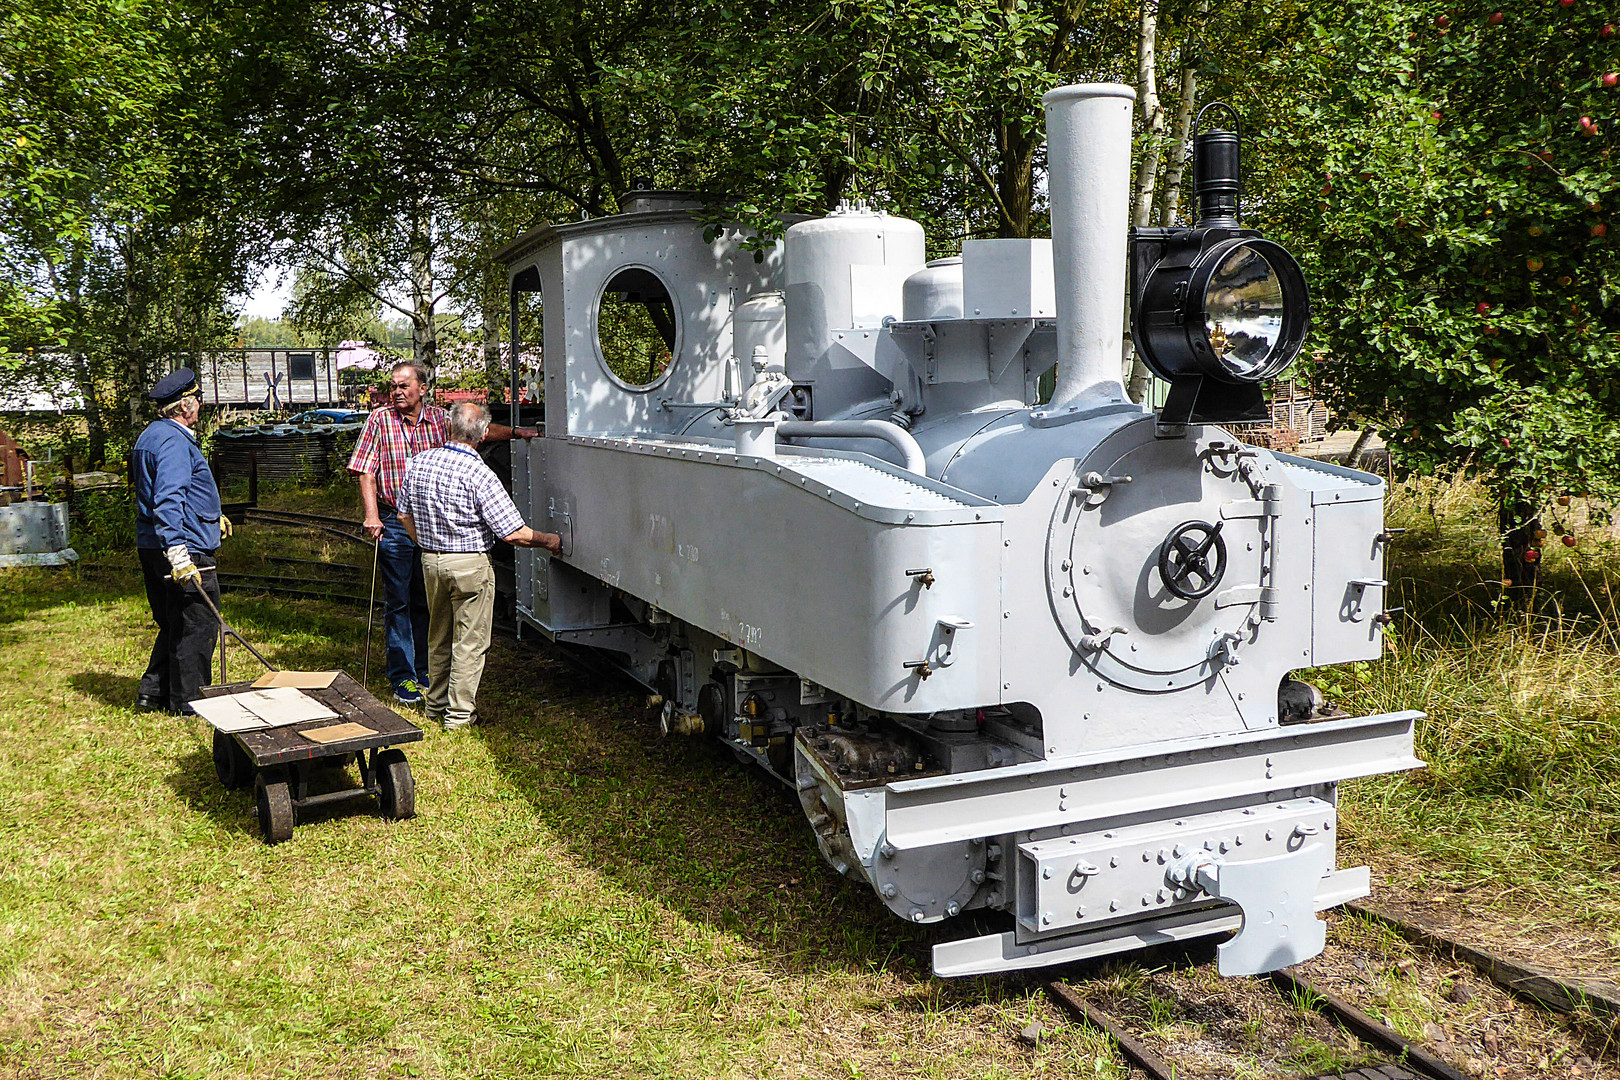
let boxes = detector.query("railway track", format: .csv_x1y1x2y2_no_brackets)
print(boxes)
235,506,370,544
1047,969,1465,1080
1041,903,1617,1080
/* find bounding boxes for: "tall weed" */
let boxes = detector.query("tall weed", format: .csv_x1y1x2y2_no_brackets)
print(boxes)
1325,473,1620,913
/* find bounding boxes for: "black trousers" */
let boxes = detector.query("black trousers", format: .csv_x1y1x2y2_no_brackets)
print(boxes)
138,547,221,713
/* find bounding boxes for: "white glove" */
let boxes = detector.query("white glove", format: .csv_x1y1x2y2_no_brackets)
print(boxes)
165,544,202,586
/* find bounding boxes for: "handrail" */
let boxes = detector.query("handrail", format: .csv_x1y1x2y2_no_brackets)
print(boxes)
776,419,927,476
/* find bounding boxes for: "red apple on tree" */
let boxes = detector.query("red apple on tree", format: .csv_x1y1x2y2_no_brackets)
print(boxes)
1594,223,1609,237
1563,535,1578,547
1604,73,1619,88
1476,301,1492,314
1489,10,1504,22
1436,13,1450,26
1602,22,1615,35
1527,256,1544,271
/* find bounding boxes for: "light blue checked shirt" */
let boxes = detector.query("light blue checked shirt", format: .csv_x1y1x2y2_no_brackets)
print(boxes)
396,443,526,553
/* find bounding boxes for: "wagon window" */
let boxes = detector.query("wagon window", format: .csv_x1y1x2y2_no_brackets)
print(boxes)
596,267,678,389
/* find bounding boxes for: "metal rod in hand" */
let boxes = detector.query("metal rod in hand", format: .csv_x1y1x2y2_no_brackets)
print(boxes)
184,570,277,673
362,539,380,686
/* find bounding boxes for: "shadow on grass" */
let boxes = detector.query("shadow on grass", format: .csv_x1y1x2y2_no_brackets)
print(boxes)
164,746,262,840
468,635,987,985
68,670,143,711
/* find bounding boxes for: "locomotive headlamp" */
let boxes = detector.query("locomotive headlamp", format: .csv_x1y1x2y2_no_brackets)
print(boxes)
1131,105,1310,431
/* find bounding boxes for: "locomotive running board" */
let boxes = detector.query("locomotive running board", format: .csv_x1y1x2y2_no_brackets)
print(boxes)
932,865,1370,977
869,711,1424,856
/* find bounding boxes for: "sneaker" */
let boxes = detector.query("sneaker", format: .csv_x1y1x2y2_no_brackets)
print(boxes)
393,679,425,705
443,714,477,731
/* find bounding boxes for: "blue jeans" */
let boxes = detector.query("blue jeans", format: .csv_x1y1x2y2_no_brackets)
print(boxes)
378,513,429,690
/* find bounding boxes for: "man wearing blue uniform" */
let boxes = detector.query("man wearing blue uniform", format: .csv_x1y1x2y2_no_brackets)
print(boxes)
132,369,229,714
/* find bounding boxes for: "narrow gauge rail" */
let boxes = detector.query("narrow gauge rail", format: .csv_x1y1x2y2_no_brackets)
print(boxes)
1042,900,1618,1079
235,507,369,545
1347,902,1620,1030
1046,969,1468,1080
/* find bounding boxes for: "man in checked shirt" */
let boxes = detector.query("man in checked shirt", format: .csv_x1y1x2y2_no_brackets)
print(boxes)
396,403,561,730
348,361,536,705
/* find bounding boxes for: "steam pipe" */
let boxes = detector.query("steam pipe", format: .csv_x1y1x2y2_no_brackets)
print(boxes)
776,420,928,476
1041,83,1136,412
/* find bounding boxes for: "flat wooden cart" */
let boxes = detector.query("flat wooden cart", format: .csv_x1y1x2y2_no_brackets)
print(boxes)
201,673,423,844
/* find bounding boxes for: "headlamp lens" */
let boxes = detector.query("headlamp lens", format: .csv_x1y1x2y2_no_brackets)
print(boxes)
1203,243,1287,378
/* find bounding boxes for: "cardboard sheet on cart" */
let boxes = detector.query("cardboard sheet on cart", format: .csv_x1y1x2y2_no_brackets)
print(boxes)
194,686,340,732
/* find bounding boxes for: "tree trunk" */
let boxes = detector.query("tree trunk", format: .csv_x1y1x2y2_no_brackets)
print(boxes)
1345,427,1374,469
1498,497,1542,599
1131,0,1166,226
995,118,1039,238
482,305,502,399
125,222,143,439
409,216,437,374
1125,0,1165,403
1160,57,1200,226
63,248,107,467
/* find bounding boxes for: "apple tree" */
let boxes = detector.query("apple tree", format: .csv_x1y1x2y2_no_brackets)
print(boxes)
1228,0,1620,588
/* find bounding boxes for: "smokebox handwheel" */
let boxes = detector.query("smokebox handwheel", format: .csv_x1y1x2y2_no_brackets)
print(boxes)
1158,520,1228,600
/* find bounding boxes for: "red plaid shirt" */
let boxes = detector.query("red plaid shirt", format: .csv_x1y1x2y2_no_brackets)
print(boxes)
346,404,451,508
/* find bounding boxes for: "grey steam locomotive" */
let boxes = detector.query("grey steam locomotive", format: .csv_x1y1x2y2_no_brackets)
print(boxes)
493,83,1422,977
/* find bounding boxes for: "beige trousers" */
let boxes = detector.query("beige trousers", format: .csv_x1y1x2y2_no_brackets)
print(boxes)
420,551,495,727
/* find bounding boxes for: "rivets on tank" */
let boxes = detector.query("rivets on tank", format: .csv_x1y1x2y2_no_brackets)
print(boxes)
882,883,898,897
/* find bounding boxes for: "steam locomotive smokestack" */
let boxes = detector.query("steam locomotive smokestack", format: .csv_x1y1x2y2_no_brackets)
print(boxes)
1041,83,1136,412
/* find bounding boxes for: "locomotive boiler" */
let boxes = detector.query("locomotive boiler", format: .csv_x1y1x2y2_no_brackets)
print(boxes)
494,83,1423,977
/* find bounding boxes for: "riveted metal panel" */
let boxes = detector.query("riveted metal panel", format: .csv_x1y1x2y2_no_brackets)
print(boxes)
1016,796,1336,935
533,434,1003,712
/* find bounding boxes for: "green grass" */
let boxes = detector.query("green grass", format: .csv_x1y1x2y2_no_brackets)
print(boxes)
0,554,1121,1078
8,470,1620,1075
1325,474,1620,930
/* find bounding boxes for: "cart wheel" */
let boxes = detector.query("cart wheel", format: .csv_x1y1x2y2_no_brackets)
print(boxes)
212,729,254,790
376,748,415,820
255,767,295,844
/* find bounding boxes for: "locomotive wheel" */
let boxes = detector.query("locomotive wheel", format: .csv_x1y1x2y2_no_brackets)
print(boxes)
376,749,416,820
212,729,254,790
255,767,295,844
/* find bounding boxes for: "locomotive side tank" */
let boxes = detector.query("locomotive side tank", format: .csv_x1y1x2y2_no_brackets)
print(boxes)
495,84,1423,977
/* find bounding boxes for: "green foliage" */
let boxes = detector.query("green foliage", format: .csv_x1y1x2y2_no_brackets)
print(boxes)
71,487,137,556
0,0,254,464
1235,0,1620,509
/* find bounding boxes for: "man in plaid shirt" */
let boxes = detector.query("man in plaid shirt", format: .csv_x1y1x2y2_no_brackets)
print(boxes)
396,403,559,729
348,360,535,704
